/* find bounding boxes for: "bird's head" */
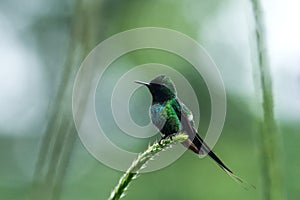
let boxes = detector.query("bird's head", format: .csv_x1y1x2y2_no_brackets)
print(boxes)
135,75,177,103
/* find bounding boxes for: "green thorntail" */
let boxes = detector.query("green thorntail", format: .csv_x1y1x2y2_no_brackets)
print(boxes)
135,75,252,187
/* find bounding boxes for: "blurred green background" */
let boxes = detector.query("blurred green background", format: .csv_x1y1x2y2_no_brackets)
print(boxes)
0,0,299,200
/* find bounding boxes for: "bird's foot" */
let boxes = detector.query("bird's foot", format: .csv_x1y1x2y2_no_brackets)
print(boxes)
158,133,177,145
158,135,167,145
168,133,177,140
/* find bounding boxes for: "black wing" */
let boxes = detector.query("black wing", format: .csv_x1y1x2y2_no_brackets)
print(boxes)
172,99,252,188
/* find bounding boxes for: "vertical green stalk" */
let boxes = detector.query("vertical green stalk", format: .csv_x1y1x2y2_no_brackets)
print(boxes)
30,1,103,199
250,0,284,199
108,134,188,200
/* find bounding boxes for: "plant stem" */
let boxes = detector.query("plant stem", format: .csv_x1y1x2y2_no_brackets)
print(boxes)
30,1,103,199
249,0,284,199
108,134,188,200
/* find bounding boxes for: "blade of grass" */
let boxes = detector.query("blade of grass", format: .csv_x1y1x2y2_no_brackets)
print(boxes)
30,1,103,199
249,0,284,199
108,134,188,200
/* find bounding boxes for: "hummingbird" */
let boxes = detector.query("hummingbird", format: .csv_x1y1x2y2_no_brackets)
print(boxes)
135,75,250,187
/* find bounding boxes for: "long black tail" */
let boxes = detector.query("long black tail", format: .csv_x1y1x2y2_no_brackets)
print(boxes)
193,133,233,173
185,131,254,189
179,107,254,189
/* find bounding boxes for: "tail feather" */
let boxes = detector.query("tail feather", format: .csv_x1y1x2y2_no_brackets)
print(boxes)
208,150,255,190
187,131,255,190
179,107,254,189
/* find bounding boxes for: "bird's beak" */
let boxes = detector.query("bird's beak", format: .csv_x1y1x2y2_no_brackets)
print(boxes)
134,80,150,86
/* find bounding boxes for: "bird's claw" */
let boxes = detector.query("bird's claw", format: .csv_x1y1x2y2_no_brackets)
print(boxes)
158,135,167,145
169,133,178,141
159,133,177,145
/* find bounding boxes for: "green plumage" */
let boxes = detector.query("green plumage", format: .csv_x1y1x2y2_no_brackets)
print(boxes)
135,75,250,187
150,99,181,136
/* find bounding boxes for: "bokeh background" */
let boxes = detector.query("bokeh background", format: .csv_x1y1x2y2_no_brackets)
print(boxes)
0,0,299,200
